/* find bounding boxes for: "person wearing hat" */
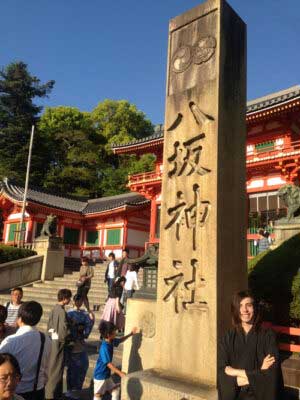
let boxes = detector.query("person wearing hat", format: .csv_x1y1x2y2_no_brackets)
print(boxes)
65,294,94,398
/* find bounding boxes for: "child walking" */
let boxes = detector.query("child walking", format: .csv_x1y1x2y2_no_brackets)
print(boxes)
93,321,138,400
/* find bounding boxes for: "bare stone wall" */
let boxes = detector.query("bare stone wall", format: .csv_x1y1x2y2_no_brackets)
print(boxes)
0,255,43,290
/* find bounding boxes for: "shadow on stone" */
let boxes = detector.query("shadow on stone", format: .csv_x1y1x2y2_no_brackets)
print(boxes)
127,377,143,400
128,332,143,373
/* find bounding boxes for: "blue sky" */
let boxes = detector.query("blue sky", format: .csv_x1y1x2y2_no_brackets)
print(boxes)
1,1,300,125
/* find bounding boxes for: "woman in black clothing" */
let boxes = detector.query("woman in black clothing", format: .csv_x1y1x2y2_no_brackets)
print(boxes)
100,277,126,330
218,290,284,400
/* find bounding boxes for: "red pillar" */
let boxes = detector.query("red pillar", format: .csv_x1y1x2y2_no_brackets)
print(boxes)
149,197,157,243
26,218,34,243
123,217,128,249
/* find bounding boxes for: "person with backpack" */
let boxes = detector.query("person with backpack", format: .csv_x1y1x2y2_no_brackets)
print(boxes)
65,293,94,397
0,301,51,400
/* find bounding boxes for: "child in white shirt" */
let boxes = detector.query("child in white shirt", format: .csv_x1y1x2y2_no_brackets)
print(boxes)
123,265,139,314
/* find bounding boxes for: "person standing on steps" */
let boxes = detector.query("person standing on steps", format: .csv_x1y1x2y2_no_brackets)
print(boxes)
65,294,94,397
0,301,51,400
5,288,23,331
100,277,126,332
256,229,270,254
104,253,118,295
0,305,15,344
117,248,129,278
77,257,94,312
45,289,72,400
123,265,139,314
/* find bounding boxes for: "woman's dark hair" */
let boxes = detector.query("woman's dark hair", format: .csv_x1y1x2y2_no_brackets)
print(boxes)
0,353,21,377
18,301,43,326
99,320,116,338
108,252,115,259
81,256,89,263
0,305,8,324
73,294,82,302
11,287,23,294
231,290,261,331
258,229,265,236
57,288,72,302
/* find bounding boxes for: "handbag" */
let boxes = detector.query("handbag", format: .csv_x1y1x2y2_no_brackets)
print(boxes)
76,280,85,288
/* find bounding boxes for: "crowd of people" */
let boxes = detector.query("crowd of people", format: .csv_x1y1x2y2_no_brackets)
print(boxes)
0,249,140,400
0,250,285,400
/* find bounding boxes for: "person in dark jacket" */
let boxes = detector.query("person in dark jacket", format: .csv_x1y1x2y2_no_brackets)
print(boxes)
45,289,72,400
218,290,284,400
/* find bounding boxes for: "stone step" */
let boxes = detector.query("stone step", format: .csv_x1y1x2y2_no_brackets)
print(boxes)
21,290,107,300
52,275,106,283
32,281,107,289
28,284,108,294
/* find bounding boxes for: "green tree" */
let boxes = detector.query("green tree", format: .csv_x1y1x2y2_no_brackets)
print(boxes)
91,99,155,195
39,106,106,197
0,61,55,184
91,99,154,151
100,153,155,196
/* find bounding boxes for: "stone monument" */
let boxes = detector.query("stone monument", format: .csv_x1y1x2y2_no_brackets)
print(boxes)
122,0,247,398
273,184,300,246
33,215,65,281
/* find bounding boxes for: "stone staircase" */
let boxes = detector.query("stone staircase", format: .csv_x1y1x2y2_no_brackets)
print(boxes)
0,263,123,382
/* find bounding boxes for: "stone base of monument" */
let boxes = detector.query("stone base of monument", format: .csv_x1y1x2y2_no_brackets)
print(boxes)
33,236,64,281
121,369,217,400
272,221,300,248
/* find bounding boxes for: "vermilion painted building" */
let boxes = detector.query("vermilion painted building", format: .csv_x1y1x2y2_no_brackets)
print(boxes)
112,86,300,256
1,86,300,259
0,178,150,259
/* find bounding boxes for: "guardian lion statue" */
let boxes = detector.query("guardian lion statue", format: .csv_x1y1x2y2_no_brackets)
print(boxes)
278,184,300,221
40,214,58,237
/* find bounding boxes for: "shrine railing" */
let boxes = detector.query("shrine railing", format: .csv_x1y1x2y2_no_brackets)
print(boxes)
263,322,300,353
247,139,300,164
128,170,163,186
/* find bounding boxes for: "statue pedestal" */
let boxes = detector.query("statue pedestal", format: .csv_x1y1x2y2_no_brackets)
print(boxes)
273,221,300,248
33,236,64,281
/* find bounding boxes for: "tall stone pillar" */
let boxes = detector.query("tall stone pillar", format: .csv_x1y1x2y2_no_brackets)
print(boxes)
122,0,246,398
155,0,247,384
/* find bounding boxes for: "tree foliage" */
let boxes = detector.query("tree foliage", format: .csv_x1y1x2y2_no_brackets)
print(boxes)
91,99,153,151
39,107,106,197
0,62,156,198
0,62,55,184
38,104,155,197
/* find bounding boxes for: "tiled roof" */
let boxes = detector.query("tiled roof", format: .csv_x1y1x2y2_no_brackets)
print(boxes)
0,179,87,213
247,85,300,113
112,125,164,150
0,179,149,215
112,85,300,149
83,192,149,214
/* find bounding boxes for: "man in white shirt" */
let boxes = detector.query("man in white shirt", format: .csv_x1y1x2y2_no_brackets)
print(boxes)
104,252,118,294
0,301,51,400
